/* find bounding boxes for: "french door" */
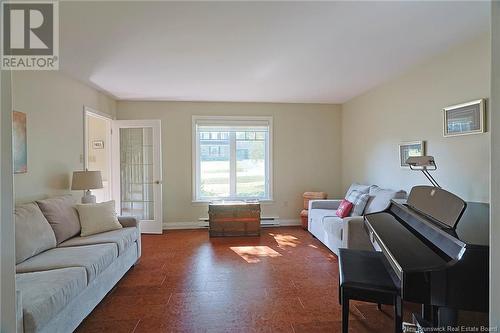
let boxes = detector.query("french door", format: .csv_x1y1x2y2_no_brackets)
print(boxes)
112,120,163,234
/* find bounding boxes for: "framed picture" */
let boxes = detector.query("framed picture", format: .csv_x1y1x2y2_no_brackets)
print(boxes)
399,141,425,168
13,111,27,174
92,140,104,149
443,99,485,137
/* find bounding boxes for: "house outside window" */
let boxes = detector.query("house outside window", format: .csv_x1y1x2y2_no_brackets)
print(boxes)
192,116,273,201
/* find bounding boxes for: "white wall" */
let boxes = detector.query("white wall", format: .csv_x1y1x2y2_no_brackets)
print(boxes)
341,34,491,203
117,101,342,226
490,1,499,325
11,71,116,203
1,69,16,333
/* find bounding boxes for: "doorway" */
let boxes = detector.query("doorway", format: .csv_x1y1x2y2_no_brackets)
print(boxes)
84,107,113,203
83,108,163,234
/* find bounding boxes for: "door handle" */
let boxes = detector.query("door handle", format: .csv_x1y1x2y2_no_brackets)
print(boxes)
154,180,162,185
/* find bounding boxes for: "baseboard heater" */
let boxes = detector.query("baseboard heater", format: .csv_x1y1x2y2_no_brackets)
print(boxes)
198,216,280,227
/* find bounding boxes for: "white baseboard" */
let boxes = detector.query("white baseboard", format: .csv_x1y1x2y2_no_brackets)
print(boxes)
276,219,301,226
163,222,206,230
163,218,301,230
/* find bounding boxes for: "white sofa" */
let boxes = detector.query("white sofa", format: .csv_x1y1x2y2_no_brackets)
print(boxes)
14,196,141,333
308,183,406,255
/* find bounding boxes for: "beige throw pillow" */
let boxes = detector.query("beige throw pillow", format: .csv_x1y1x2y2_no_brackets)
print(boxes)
76,200,122,237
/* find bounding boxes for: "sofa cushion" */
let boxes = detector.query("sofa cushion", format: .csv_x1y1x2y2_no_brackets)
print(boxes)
16,267,87,333
344,183,371,199
58,227,139,255
364,186,407,214
347,190,370,216
76,200,123,237
36,195,81,244
15,203,57,264
16,243,118,283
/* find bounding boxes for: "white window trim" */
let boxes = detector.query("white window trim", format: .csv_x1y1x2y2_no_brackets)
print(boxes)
192,115,273,203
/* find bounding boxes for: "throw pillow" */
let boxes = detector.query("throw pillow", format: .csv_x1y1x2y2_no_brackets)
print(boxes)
15,203,57,264
344,183,371,199
347,189,370,216
36,195,81,244
364,186,407,214
76,200,123,237
336,199,353,218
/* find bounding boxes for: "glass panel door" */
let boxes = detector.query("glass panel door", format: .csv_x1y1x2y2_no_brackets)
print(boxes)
112,120,162,234
119,127,154,220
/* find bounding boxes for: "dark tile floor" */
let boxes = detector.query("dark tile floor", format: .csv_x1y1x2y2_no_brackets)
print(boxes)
76,227,412,333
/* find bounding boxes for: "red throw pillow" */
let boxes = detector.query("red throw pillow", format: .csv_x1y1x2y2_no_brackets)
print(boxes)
336,199,354,218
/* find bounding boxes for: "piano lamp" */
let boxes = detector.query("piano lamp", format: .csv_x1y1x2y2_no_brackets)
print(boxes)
71,170,103,204
405,156,441,188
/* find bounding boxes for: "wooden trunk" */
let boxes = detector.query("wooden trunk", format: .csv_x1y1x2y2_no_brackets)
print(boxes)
209,202,261,237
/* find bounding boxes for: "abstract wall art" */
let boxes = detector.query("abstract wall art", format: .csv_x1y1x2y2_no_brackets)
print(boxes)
13,111,27,174
443,99,485,137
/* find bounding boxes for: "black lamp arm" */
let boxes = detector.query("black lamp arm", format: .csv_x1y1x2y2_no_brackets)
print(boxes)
408,161,441,188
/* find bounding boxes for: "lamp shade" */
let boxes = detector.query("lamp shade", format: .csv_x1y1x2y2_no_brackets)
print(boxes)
71,170,103,190
405,156,436,168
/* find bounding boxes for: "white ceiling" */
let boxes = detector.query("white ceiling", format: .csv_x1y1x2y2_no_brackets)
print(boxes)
60,1,490,103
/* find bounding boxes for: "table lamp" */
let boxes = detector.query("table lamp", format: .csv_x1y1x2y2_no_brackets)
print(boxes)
71,170,103,203
405,155,441,188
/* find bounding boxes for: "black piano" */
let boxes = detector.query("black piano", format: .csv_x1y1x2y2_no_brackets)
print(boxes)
364,185,489,329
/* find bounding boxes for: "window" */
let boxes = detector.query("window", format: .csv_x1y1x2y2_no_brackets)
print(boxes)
193,116,273,201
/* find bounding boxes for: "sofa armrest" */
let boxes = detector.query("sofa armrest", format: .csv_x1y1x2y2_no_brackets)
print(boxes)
341,216,374,251
309,199,342,211
16,289,23,333
118,216,139,229
117,216,142,261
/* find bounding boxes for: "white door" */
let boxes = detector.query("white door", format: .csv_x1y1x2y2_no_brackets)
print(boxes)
112,120,163,234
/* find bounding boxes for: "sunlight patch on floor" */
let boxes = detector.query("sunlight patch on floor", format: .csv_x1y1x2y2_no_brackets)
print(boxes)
230,246,282,263
269,233,300,248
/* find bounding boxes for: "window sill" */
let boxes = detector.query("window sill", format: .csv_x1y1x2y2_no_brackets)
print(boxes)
192,199,274,206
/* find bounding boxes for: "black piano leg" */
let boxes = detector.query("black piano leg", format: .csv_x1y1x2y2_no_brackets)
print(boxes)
432,306,439,326
394,295,402,333
422,304,430,320
422,304,437,323
422,304,440,326
342,296,349,333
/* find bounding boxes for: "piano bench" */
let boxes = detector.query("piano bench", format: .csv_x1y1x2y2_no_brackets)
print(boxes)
338,248,402,333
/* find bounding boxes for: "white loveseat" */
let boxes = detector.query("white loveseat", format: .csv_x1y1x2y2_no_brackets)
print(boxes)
308,183,406,255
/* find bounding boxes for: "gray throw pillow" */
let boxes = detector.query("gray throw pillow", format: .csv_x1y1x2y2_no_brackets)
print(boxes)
15,203,56,264
364,186,407,214
346,190,370,217
36,195,81,244
344,183,371,199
